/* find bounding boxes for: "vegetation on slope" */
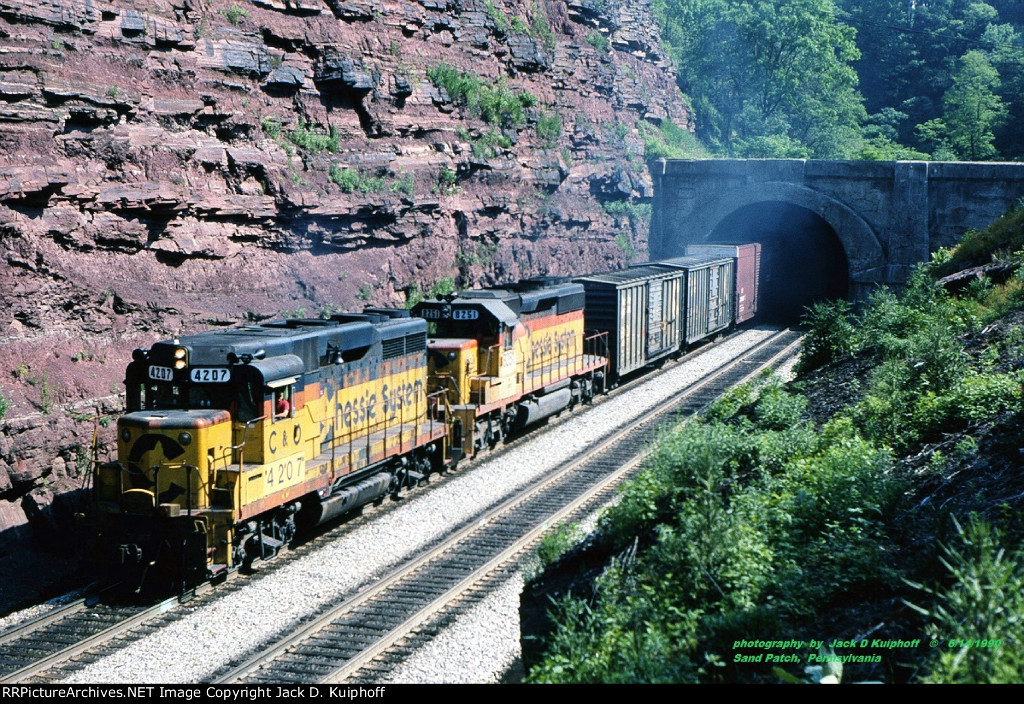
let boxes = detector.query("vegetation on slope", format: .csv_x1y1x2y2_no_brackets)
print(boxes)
527,209,1024,683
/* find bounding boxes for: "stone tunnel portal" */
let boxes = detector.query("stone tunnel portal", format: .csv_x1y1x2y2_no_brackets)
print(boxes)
707,202,849,322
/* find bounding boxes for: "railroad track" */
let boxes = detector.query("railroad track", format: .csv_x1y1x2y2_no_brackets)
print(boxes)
0,327,796,683
0,591,179,683
212,328,803,684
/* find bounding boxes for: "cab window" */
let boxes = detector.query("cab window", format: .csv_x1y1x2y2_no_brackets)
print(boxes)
271,385,294,422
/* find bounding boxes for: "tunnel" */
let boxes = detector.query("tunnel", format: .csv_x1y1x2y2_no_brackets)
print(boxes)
706,202,850,322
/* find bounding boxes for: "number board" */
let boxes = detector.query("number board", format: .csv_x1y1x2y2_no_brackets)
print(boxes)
452,308,478,320
263,453,305,494
419,307,442,320
148,366,174,381
190,367,231,383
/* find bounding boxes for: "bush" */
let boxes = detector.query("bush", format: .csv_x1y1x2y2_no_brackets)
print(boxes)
0,388,8,420
389,172,415,197
529,1,555,50
426,64,537,128
287,123,340,153
587,31,610,53
603,200,652,224
639,119,710,159
911,518,1024,684
535,522,583,570
796,299,855,373
329,165,385,193
484,0,510,34
469,129,513,158
434,167,460,195
219,4,249,25
261,117,281,139
536,110,562,146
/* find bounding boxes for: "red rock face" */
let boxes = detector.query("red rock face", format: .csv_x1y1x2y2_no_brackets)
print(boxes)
0,0,690,540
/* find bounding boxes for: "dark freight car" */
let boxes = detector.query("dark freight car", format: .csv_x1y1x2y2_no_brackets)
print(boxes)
684,243,761,324
652,254,736,345
575,266,686,378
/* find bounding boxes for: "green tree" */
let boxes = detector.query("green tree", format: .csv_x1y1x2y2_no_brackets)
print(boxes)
982,22,1024,158
657,0,865,157
943,50,1007,160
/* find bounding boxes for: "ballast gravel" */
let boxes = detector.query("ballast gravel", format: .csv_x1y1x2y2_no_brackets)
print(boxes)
381,503,610,684
56,327,777,684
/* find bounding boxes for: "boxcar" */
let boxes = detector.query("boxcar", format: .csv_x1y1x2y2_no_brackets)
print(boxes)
575,266,687,379
650,254,736,345
684,243,761,324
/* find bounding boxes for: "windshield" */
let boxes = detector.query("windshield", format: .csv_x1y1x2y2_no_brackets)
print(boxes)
140,380,259,420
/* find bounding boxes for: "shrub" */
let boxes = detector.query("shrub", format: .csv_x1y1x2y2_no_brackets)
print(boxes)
329,164,385,193
469,129,513,158
261,117,281,139
220,4,249,25
796,299,855,373
535,522,583,570
434,167,460,195
603,200,652,225
431,277,456,297
287,123,340,153
484,0,510,34
0,388,8,420
639,119,710,159
614,234,634,258
529,2,555,50
536,110,562,146
389,172,415,197
426,64,537,128
405,284,424,309
911,518,1024,684
587,31,609,53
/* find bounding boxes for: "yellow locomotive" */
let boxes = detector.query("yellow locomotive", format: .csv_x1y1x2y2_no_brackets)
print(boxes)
413,280,609,455
93,310,448,593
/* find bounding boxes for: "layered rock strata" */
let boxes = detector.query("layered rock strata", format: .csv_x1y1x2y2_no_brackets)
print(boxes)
0,0,689,565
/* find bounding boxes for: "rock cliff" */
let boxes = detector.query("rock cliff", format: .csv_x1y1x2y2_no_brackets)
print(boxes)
0,0,689,569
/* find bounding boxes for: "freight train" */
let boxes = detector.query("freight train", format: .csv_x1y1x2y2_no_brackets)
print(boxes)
92,243,760,594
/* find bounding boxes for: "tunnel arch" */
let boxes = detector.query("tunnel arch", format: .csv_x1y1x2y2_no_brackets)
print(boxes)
707,203,849,320
669,182,886,316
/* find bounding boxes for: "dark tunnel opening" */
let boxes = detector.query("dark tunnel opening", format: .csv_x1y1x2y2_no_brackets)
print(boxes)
706,202,849,322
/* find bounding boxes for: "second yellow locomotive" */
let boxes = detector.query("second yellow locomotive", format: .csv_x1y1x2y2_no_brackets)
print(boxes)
413,280,609,455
